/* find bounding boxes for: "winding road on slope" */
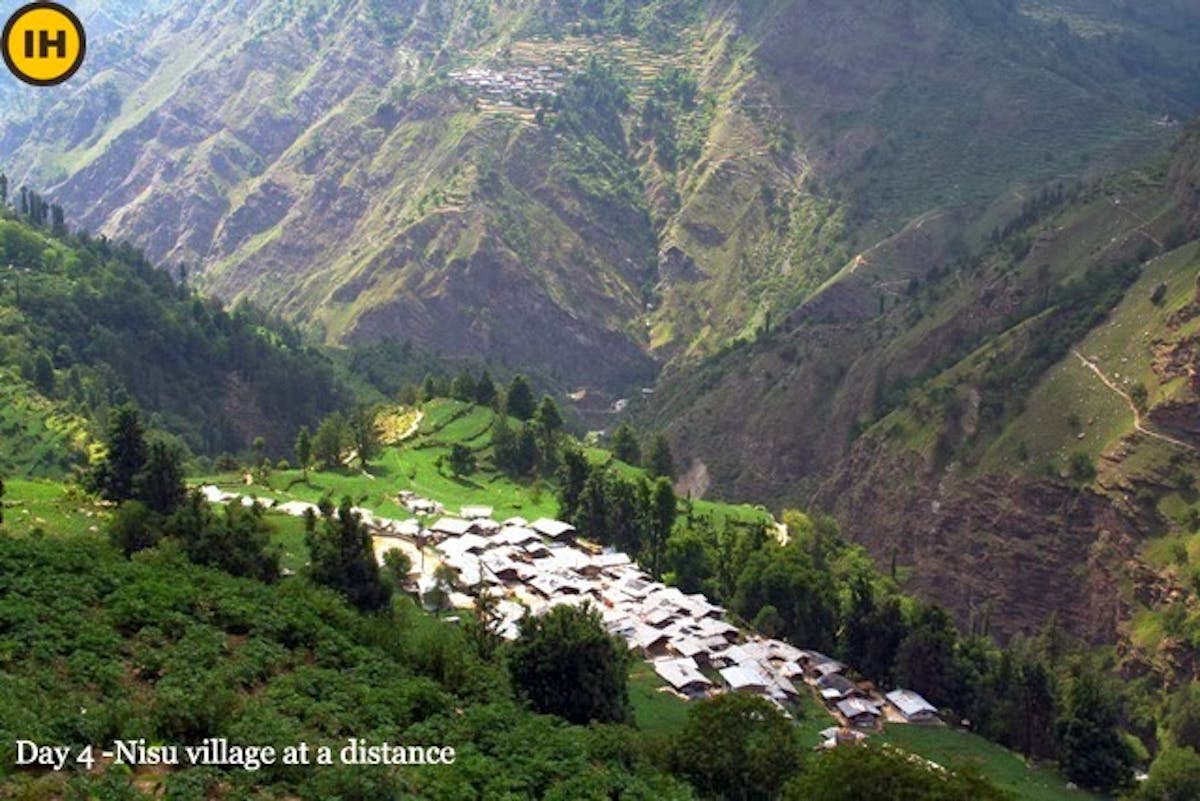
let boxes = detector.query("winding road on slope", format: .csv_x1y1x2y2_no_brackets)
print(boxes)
1071,349,1195,451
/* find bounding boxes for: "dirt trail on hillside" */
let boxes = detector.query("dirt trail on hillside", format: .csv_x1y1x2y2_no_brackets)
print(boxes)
1072,349,1195,451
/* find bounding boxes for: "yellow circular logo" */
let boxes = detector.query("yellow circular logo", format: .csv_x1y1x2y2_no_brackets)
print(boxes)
3,2,86,86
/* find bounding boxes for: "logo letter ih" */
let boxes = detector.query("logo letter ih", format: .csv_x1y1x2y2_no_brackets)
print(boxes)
24,29,67,58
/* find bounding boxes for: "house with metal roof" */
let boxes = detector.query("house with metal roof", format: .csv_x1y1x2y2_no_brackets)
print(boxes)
885,689,939,723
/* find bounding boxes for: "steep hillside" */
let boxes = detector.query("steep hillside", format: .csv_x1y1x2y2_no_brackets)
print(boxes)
0,207,353,462
2,0,1197,389
649,126,1200,648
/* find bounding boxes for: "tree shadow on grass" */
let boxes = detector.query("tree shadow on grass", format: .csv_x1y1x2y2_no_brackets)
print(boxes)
446,474,484,490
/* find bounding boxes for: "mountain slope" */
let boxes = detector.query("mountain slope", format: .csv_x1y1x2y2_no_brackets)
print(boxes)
648,126,1200,644
2,0,1198,390
0,207,353,463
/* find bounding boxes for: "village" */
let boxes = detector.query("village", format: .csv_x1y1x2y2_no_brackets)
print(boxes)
200,484,941,750
448,64,565,108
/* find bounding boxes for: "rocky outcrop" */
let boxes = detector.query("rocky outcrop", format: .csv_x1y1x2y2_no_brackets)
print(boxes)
814,440,1143,644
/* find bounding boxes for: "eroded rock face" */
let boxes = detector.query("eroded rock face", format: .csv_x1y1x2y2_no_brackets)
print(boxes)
813,440,1143,644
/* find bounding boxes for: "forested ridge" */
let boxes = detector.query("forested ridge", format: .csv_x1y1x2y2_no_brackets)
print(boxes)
0,190,450,471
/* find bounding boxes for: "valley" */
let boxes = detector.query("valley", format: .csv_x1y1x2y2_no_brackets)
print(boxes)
2,0,1200,797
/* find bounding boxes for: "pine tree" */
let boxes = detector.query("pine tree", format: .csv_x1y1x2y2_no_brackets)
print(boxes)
534,395,563,433
474,370,498,407
491,414,518,473
136,438,186,515
307,497,392,612
93,404,148,503
313,411,346,468
505,375,536,420
421,373,440,401
448,443,476,477
348,406,379,469
556,447,590,521
294,426,313,480
644,433,675,479
1057,670,1135,792
647,477,676,576
611,423,641,465
451,369,477,402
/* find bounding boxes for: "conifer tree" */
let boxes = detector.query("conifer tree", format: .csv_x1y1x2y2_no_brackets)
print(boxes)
474,370,498,408
294,426,313,480
93,404,148,503
611,423,641,465
645,433,675,479
307,497,392,612
505,375,536,420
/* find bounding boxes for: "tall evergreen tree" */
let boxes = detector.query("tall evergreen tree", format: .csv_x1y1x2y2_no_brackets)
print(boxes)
505,375,536,420
313,411,346,468
556,447,590,521
534,395,563,434
474,370,498,408
136,438,186,515
93,404,148,503
451,369,477,402
1056,670,1135,792
448,443,476,477
893,603,960,708
420,373,440,401
294,426,313,480
645,433,675,479
307,497,392,612
611,423,641,465
647,477,676,576
576,468,610,541
348,406,379,469
491,414,518,473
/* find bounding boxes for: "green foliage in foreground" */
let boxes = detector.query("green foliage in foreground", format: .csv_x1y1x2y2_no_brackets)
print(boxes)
0,516,1020,800
509,604,632,726
784,743,1012,801
0,533,688,799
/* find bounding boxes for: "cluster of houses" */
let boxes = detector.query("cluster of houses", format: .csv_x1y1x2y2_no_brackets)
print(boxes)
399,506,940,742
448,65,566,107
197,484,939,745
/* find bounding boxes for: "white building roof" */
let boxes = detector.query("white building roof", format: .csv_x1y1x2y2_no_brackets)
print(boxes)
886,689,938,719
494,526,540,546
431,517,473,537
530,518,576,540
720,665,769,691
460,505,494,520
654,658,712,692
836,698,881,719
